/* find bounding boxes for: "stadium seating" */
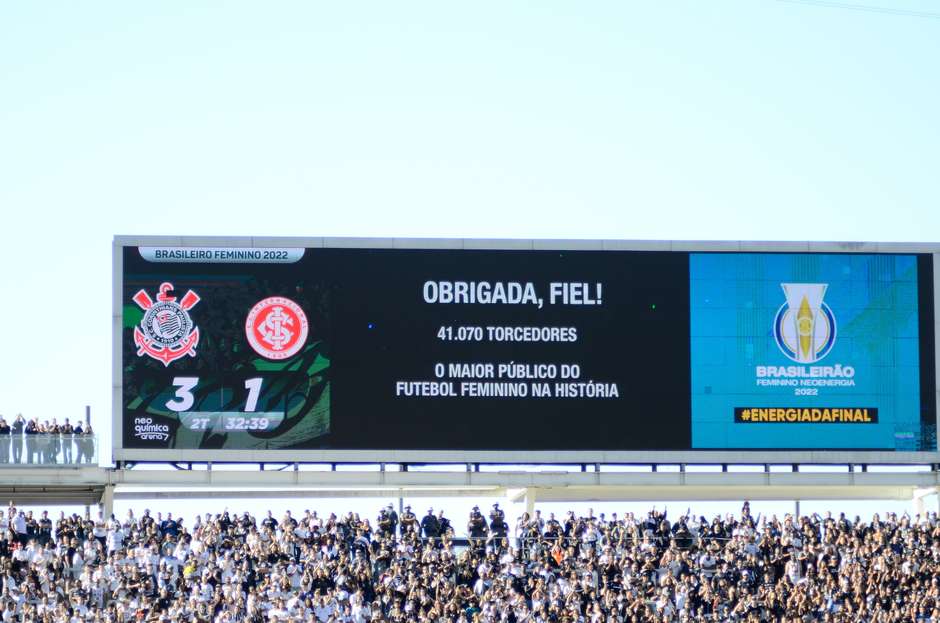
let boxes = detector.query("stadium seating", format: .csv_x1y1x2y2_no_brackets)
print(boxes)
1,502,937,622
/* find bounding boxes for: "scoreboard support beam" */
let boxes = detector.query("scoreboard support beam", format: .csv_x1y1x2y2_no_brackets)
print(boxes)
4,466,940,507
912,486,940,516
525,488,536,516
100,484,114,517
104,466,940,502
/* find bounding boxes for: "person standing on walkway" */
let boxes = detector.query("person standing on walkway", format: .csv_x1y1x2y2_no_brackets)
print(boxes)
10,414,24,464
0,417,10,464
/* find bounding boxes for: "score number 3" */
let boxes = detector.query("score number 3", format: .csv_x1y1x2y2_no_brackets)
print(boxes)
165,377,263,413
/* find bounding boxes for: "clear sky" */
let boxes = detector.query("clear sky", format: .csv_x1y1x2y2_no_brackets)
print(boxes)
1,1,939,518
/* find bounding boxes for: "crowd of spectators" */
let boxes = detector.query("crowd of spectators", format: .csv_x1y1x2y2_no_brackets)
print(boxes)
0,416,95,465
1,500,939,622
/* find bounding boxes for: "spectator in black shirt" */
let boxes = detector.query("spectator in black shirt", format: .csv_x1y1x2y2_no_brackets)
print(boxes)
436,509,452,538
0,417,9,464
467,505,488,545
60,418,74,463
420,508,440,541
38,510,52,545
9,415,24,464
261,510,278,532
24,419,38,464
399,505,418,536
489,503,508,540
160,513,179,537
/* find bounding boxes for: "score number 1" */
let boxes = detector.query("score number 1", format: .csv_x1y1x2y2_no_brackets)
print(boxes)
166,376,264,413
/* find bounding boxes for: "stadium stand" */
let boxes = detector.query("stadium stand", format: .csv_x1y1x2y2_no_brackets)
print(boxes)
0,416,96,466
1,502,938,622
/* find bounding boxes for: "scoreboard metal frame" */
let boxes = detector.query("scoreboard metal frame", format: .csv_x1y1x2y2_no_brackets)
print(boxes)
112,236,940,465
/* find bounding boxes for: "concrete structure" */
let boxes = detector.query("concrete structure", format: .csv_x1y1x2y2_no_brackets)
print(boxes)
4,463,939,517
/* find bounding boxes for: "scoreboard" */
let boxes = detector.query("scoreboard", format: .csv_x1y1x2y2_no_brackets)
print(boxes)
113,238,939,463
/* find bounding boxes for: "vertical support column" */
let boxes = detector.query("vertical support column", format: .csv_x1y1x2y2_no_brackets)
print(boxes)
524,487,536,517
100,485,115,518
506,487,537,552
913,487,940,517
794,499,800,518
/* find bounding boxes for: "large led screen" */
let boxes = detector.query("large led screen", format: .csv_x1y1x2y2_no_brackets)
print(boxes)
118,244,935,453
121,246,691,450
691,253,932,450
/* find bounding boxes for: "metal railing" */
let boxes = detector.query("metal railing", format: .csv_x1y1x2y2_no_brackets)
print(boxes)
0,434,97,466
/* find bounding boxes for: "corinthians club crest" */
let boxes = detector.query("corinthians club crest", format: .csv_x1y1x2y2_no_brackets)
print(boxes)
132,282,201,366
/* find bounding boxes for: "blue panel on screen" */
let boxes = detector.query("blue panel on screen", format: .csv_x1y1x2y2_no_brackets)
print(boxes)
690,254,921,450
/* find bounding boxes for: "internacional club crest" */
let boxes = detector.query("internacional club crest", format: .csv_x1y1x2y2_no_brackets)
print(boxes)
245,296,308,360
132,282,201,366
773,283,836,364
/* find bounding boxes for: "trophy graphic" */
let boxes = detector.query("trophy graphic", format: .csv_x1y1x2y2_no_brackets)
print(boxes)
779,283,830,364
